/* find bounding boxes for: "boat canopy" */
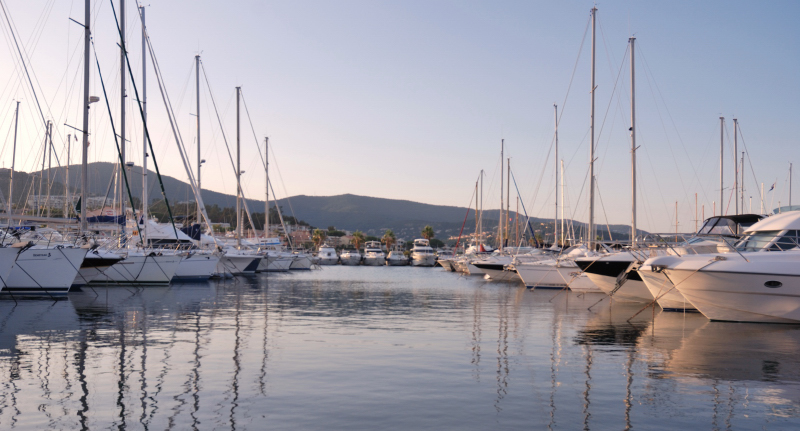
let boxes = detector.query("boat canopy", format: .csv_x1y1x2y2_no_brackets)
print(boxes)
697,214,764,236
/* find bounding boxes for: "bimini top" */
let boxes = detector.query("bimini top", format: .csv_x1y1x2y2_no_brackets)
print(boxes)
697,214,764,236
743,211,800,233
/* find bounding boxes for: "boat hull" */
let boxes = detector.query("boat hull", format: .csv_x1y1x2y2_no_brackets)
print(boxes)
90,253,181,286
174,253,220,280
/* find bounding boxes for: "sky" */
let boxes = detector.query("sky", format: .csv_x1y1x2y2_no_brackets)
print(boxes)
0,0,798,234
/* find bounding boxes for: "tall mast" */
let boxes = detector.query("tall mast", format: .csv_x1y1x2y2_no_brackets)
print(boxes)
236,86,242,248
506,157,510,247
46,121,52,218
733,118,738,215
719,116,724,216
629,37,637,247
140,5,147,243
560,159,565,246
119,0,126,225
8,101,19,227
740,151,745,213
589,6,597,249
80,0,90,234
195,54,201,226
38,128,45,215
65,133,70,217
499,139,503,250
554,104,558,247
480,170,483,245
265,137,269,238
790,163,793,208
474,178,479,244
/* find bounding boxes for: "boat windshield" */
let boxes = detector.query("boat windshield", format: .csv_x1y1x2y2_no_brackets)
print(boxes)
735,231,781,251
772,230,800,251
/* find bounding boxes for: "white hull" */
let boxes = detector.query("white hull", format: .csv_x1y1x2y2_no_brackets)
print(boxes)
90,254,181,286
480,267,520,282
4,247,86,295
318,257,339,265
290,255,313,270
267,257,293,272
411,254,436,267
639,264,695,310
218,253,262,275
515,262,601,292
436,259,455,271
174,253,220,280
340,256,361,266
584,272,654,303
363,256,385,266
386,257,408,266
72,250,123,288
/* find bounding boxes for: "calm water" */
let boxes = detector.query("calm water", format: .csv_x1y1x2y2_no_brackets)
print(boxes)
0,266,798,430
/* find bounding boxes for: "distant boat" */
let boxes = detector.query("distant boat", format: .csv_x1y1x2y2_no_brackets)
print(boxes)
317,244,339,265
410,239,436,267
362,241,386,266
340,248,362,266
386,245,408,266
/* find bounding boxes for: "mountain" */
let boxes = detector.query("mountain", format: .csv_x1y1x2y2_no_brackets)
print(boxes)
13,162,642,242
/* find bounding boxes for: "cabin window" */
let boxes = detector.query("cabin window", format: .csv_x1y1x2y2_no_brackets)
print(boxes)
773,230,800,251
736,231,781,251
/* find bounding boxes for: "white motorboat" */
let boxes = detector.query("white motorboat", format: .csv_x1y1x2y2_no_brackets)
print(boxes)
317,244,339,265
386,246,408,266
340,249,361,265
410,239,436,267
362,241,385,266
645,211,800,323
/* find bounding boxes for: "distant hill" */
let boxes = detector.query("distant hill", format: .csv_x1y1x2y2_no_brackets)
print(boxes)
10,162,643,242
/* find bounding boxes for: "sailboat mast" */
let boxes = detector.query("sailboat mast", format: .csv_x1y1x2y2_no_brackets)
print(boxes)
65,133,70,217
8,101,19,227
474,178,479,245
506,157,510,246
629,37,636,247
499,139,503,250
791,163,793,208
141,5,147,243
47,121,52,218
119,0,126,225
265,137,269,238
196,54,201,226
554,104,558,247
589,6,597,249
733,118,738,215
741,151,745,213
236,86,242,248
719,116,724,216
560,159,565,246
80,0,90,234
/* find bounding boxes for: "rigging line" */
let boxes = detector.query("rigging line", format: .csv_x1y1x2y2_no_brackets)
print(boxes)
735,123,762,208
594,179,613,241
90,38,143,244
198,63,257,232
556,13,592,128
637,42,710,206
108,0,178,238
594,44,627,160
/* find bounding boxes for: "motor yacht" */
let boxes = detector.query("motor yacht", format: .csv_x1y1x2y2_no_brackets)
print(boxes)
317,244,339,265
645,211,800,323
386,245,408,266
362,241,386,266
340,248,362,265
410,239,436,267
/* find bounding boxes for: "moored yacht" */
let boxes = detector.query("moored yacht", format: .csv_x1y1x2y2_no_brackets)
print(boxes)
317,244,339,265
410,239,436,267
340,248,362,266
386,245,408,266
362,241,386,266
646,211,800,323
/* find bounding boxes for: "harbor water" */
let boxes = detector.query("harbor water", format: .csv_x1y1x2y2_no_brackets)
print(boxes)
0,266,798,429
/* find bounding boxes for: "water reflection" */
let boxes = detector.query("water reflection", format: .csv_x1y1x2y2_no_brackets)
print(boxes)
0,268,797,429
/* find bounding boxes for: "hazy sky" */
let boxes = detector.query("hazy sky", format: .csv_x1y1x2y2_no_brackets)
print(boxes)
0,0,798,233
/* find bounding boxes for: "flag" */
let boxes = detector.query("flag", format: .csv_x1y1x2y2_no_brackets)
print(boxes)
769,182,776,192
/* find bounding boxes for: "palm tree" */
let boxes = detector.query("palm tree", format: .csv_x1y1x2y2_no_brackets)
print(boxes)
382,229,396,249
421,225,435,240
351,231,365,250
312,229,327,249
